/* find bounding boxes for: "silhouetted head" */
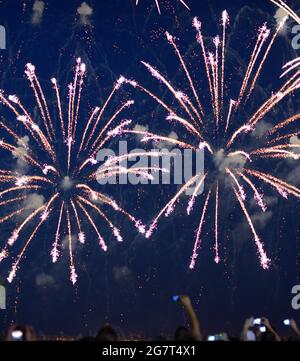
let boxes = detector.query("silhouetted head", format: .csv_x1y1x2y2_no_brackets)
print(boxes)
96,325,118,341
174,326,195,341
259,327,278,342
5,324,37,341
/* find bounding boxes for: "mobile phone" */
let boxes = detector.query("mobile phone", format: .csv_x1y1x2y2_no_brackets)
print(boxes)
172,295,180,302
11,330,23,341
253,318,261,325
207,333,228,341
259,326,266,333
283,319,291,326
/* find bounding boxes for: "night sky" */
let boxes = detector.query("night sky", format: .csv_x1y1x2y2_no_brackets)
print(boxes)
0,0,300,340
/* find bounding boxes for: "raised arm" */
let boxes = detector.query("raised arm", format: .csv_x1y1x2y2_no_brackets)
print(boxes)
179,295,202,341
290,319,300,338
262,317,281,341
240,317,254,341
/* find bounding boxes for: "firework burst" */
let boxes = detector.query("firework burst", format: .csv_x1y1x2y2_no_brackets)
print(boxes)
135,0,189,14
0,58,153,284
122,12,300,269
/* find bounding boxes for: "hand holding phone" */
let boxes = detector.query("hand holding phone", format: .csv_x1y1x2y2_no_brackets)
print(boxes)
11,329,23,341
253,318,261,325
259,326,266,333
207,333,228,341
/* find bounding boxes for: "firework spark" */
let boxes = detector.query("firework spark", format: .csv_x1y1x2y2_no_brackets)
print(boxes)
135,0,189,14
0,58,153,284
122,12,300,269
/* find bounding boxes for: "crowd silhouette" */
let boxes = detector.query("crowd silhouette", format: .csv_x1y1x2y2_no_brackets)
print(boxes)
1,295,300,341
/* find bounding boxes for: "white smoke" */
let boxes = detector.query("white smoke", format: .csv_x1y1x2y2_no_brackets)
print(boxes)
36,273,55,287
250,195,277,209
61,176,73,191
290,135,300,146
233,209,273,245
24,193,45,210
31,0,45,25
287,164,300,184
155,131,178,150
77,2,93,25
214,149,247,172
12,136,29,171
251,121,272,138
133,124,149,132
61,234,80,251
133,124,149,141
113,266,132,282
274,7,289,35
250,211,273,228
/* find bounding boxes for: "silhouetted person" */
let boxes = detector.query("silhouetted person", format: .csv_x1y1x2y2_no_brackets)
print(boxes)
240,317,256,341
5,325,37,341
174,326,196,341
259,318,281,341
96,325,118,341
173,295,202,341
290,319,300,339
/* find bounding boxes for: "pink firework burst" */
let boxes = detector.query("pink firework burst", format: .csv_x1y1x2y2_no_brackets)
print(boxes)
121,11,300,270
0,58,160,284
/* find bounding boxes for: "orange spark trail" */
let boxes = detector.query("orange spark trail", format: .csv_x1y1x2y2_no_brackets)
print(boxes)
78,106,100,154
268,112,300,135
214,183,220,263
84,80,121,150
166,31,204,118
193,17,214,104
233,186,270,269
213,36,220,127
7,215,49,283
226,168,246,200
238,25,270,104
238,172,267,212
51,78,65,138
189,189,211,269
76,200,108,252
221,10,229,109
66,208,77,285
70,199,84,244
146,173,203,239
25,64,53,141
90,100,134,154
246,16,287,100
187,173,207,215
51,201,64,263
6,195,58,282
244,169,300,199
141,61,200,131
78,196,123,243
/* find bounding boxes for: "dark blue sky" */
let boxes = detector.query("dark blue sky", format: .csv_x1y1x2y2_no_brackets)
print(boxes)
0,0,300,340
